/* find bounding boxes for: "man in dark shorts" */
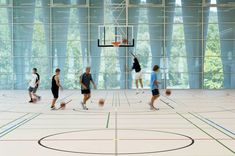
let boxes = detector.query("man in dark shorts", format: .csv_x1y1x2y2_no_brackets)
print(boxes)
28,68,40,103
33,68,41,100
80,67,96,110
149,65,160,110
50,68,62,110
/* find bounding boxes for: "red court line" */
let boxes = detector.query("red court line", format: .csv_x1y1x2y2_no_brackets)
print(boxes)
0,138,233,142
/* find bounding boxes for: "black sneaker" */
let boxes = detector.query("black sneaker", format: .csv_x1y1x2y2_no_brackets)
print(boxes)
29,100,33,103
51,105,56,110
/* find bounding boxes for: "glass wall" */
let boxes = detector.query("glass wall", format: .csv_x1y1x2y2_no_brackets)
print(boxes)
0,0,234,89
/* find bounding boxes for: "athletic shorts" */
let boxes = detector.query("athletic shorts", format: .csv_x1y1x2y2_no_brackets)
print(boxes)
33,86,38,93
135,71,142,80
81,89,91,94
152,89,160,96
28,86,36,93
51,88,59,99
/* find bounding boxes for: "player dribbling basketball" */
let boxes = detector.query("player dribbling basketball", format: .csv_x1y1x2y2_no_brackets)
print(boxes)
149,65,160,110
50,68,63,110
80,67,96,110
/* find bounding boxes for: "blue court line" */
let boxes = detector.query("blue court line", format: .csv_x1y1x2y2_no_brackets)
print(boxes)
0,113,41,138
0,113,29,129
197,114,235,136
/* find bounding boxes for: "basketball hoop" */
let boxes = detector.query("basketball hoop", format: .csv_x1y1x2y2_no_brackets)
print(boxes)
112,41,121,47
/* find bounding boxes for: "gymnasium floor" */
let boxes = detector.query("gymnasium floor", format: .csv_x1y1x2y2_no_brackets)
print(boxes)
0,90,234,156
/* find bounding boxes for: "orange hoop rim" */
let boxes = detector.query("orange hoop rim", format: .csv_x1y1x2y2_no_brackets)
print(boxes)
111,41,121,47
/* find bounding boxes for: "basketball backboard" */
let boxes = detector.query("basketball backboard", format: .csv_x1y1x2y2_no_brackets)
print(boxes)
98,25,135,47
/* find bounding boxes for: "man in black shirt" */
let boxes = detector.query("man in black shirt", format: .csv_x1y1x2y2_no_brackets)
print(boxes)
51,68,63,110
131,53,144,94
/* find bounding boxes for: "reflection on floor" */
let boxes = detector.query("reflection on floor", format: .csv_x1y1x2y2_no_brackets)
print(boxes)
0,90,235,156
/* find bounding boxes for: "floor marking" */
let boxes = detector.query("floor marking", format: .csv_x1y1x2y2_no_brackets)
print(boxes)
161,98,235,154
38,129,194,155
115,93,118,156
124,90,131,107
177,112,235,154
0,113,29,130
106,112,110,128
160,99,175,109
0,138,233,142
194,113,235,137
0,113,41,138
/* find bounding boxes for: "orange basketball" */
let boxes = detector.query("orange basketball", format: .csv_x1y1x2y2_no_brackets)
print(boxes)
60,102,66,109
165,89,171,96
98,98,105,107
32,98,37,103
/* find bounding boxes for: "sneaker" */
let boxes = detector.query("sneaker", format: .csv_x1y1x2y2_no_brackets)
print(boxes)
29,100,33,103
148,102,157,110
80,101,86,110
150,107,159,111
37,96,41,101
84,105,88,110
51,105,56,110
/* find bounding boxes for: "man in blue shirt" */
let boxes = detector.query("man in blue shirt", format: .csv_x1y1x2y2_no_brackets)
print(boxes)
80,67,96,110
150,65,160,110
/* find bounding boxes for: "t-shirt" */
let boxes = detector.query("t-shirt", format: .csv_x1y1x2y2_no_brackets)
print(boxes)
132,58,141,72
80,73,93,90
150,71,158,90
29,73,38,88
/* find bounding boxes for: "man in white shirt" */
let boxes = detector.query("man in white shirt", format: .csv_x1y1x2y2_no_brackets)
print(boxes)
28,68,40,103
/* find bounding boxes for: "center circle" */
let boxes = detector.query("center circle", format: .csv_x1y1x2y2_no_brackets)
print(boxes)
38,129,194,155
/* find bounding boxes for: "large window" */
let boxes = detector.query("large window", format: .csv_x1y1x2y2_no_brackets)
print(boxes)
0,0,235,89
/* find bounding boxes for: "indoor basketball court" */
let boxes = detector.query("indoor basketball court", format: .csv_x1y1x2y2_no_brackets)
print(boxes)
0,0,235,155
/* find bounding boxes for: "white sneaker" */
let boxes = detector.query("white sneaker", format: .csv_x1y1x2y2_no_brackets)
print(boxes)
84,105,88,110
80,101,85,109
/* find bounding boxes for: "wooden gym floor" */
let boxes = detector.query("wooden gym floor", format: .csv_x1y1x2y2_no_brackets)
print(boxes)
0,90,234,156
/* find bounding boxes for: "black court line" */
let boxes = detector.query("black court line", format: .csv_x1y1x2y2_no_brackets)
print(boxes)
106,112,110,128
0,113,41,139
160,99,175,109
160,96,235,154
0,113,29,130
124,90,131,107
178,112,235,154
38,129,194,155
192,113,235,139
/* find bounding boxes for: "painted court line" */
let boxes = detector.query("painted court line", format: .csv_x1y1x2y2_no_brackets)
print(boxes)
0,113,29,130
160,97,235,154
0,113,41,139
190,113,234,139
106,112,110,128
178,112,235,154
196,113,235,136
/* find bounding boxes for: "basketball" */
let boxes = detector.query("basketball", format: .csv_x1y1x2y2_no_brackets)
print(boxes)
165,89,171,96
60,102,66,109
122,38,128,43
32,98,37,103
98,98,105,107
